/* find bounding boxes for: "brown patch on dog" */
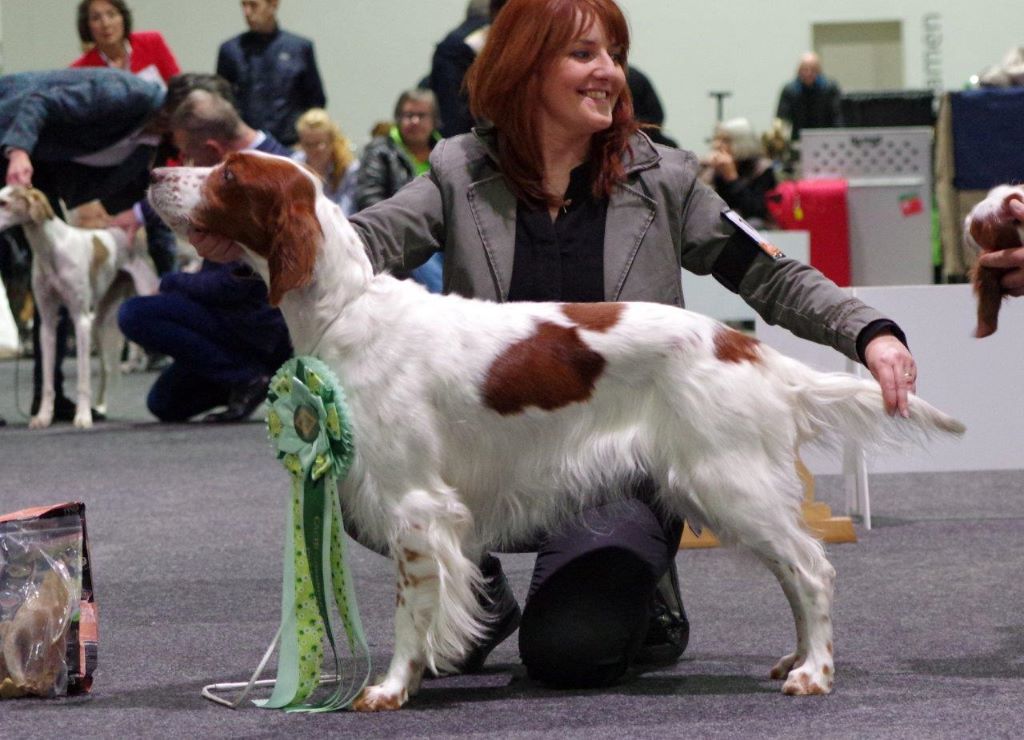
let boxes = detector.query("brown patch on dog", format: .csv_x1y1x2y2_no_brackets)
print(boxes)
90,236,110,285
24,188,55,223
402,548,422,562
560,302,625,333
826,641,833,655
352,687,405,712
482,321,606,415
713,326,762,364
822,664,832,675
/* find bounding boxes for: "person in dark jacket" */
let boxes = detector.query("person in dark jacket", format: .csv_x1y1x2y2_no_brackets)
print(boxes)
776,51,843,141
427,0,509,139
627,66,678,148
117,89,292,423
215,0,326,147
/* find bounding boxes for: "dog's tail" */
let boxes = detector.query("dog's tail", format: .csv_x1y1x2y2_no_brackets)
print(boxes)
765,349,966,451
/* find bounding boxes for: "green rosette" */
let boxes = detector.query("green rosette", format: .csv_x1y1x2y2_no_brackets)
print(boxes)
256,356,370,712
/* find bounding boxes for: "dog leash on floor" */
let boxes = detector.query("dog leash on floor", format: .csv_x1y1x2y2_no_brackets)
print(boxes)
202,356,372,713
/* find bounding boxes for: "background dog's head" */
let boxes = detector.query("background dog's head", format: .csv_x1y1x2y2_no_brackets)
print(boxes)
148,152,323,305
964,185,1024,337
0,185,56,231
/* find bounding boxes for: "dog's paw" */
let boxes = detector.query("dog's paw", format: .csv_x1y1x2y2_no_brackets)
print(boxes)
769,652,802,680
73,409,93,429
351,684,408,712
29,414,52,430
781,663,833,695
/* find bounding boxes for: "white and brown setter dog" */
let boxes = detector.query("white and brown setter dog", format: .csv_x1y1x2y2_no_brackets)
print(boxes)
148,152,964,710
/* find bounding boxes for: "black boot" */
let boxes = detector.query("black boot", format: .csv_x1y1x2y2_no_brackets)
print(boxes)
431,554,521,676
634,557,689,665
202,375,269,423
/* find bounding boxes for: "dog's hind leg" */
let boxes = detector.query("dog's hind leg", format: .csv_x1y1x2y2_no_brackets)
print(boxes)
680,454,836,696
353,488,484,711
759,540,835,696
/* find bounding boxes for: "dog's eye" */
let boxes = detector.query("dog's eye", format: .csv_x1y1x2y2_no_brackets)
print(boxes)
223,168,235,183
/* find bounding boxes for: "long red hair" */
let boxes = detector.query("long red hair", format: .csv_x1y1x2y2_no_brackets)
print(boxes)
466,0,638,206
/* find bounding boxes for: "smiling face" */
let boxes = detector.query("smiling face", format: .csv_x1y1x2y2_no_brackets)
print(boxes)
536,16,626,146
86,0,125,51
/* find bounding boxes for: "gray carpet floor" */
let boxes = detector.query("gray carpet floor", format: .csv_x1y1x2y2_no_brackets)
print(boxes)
1,356,1022,739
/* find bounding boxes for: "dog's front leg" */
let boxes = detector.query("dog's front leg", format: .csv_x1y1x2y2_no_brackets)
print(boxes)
71,309,95,428
29,287,60,429
352,526,438,711
352,491,484,712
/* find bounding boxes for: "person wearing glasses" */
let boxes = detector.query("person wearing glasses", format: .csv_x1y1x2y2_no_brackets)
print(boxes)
355,88,444,292
292,108,359,217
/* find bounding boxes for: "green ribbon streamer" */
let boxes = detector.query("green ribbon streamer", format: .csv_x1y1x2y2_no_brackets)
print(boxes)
256,356,371,712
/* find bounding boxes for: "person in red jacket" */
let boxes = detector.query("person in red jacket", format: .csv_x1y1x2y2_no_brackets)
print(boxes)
70,0,180,85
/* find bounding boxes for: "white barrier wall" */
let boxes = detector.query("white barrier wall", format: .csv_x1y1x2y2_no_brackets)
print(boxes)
756,283,1024,474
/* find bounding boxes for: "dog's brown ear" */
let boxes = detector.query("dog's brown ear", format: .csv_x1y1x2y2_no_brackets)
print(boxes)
971,264,1004,337
25,188,55,223
266,199,322,306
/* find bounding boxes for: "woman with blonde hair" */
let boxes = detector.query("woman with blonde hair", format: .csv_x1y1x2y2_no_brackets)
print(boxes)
293,108,360,216
700,116,777,226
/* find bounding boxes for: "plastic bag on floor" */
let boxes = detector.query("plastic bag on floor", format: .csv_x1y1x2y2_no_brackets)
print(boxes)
0,503,97,698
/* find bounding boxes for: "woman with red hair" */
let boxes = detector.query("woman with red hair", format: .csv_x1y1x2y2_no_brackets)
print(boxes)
195,0,919,690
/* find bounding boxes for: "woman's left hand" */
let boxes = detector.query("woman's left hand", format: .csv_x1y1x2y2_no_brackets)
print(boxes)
864,332,916,417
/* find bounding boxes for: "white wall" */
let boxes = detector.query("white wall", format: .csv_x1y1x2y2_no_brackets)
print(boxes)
1,1,1019,151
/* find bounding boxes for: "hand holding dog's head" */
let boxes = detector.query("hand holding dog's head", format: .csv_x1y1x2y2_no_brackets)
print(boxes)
148,152,322,305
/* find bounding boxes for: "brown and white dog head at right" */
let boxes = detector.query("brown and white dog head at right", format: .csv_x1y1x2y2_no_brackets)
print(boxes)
964,184,1024,338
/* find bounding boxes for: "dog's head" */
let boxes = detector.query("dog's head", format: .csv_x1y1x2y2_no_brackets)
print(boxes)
964,185,1024,337
0,185,56,231
148,151,323,305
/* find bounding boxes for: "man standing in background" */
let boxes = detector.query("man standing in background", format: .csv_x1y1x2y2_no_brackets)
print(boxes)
216,0,326,147
776,51,843,141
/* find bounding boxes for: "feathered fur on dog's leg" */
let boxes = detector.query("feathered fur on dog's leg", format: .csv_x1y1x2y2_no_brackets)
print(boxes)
352,488,485,712
70,307,95,429
680,449,836,696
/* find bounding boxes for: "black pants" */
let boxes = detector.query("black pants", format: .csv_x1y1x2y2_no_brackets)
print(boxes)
517,497,682,688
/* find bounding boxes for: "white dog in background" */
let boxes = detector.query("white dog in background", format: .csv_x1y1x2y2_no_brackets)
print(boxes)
149,152,965,710
0,185,158,428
